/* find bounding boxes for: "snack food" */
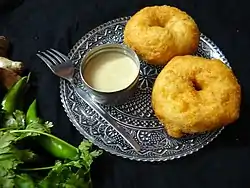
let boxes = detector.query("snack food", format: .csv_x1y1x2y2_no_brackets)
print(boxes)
152,55,241,138
123,5,200,65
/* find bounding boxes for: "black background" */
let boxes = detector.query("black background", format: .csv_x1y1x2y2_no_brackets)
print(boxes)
0,0,250,187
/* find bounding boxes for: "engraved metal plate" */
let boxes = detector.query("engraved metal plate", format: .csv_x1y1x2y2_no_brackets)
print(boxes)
60,17,229,162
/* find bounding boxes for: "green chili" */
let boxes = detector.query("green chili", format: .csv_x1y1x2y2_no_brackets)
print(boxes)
11,129,80,161
26,101,80,160
38,135,80,160
1,76,28,114
26,99,40,124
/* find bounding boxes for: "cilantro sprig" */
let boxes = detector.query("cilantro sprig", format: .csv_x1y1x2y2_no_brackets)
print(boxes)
0,109,102,188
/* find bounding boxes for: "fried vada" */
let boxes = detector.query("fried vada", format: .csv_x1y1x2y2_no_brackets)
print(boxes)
151,55,241,138
124,6,200,65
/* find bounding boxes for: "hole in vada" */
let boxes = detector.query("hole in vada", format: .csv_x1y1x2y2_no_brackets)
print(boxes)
192,79,202,91
149,22,165,28
148,18,166,28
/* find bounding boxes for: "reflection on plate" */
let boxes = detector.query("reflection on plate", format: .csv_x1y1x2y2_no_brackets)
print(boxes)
60,17,228,162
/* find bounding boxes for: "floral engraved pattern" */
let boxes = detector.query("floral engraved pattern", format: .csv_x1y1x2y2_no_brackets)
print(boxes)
60,17,227,162
139,62,160,90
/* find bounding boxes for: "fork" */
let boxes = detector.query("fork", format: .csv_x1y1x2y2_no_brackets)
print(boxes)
37,49,141,153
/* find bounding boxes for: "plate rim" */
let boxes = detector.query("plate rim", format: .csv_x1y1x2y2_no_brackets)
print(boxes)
60,16,227,162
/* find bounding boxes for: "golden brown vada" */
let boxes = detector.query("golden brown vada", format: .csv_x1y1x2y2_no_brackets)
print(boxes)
151,55,241,138
124,5,200,65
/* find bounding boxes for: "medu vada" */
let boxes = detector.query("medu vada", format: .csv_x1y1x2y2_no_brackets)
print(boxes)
123,5,200,65
151,55,241,138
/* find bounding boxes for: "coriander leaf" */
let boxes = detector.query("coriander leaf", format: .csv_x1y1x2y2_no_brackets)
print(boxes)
2,110,26,130
13,110,26,129
0,131,36,187
14,149,37,163
0,131,24,172
39,161,90,188
15,174,35,188
11,121,54,140
57,160,84,170
0,175,15,188
90,150,103,158
22,121,53,138
78,141,102,169
78,141,92,151
3,114,18,129
37,141,101,188
26,122,51,134
38,161,71,188
0,131,17,154
0,153,21,171
0,153,21,188
63,169,91,188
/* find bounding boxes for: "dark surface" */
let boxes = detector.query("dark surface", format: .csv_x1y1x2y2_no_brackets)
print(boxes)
0,0,250,187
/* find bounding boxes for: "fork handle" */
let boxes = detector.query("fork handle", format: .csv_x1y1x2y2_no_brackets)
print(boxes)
75,87,141,153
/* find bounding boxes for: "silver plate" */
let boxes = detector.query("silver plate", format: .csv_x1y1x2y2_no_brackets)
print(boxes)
60,17,229,162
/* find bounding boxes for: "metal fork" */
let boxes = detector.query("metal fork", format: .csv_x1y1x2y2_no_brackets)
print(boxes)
37,49,141,153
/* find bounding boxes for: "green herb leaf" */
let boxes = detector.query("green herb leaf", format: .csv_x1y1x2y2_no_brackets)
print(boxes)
0,133,36,186
2,110,26,130
78,141,102,169
10,120,54,140
0,175,15,188
38,161,71,188
0,131,17,154
0,128,37,186
14,149,37,163
37,141,101,188
63,169,91,188
26,122,52,134
3,114,19,129
15,174,35,188
39,141,102,188
0,102,101,188
0,149,22,188
38,160,91,188
13,110,26,129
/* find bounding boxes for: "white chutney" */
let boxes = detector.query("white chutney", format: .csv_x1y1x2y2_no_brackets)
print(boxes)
83,52,139,92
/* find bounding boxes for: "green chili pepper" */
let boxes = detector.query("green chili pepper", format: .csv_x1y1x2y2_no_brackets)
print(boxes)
26,99,40,124
26,100,79,160
37,135,80,160
1,76,28,114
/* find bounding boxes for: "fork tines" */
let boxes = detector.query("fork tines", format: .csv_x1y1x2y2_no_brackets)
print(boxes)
37,48,68,66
